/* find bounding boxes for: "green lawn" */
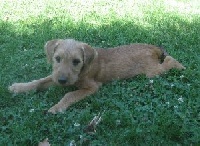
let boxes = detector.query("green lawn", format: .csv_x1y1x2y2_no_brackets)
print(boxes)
0,0,200,145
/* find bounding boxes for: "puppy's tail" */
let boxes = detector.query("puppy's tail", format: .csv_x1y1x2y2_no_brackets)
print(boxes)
158,46,169,63
152,46,169,63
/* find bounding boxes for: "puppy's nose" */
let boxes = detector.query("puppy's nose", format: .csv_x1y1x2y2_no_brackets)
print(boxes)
58,76,67,84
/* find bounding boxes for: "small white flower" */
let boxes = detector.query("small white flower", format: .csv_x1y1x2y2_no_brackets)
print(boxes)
29,109,34,112
178,97,184,103
149,80,154,84
85,102,90,107
166,102,170,105
174,105,178,109
171,84,175,87
180,75,184,79
74,122,80,127
79,135,83,139
69,140,76,146
116,119,121,125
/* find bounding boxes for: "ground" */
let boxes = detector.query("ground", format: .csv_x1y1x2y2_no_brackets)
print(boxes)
0,0,200,145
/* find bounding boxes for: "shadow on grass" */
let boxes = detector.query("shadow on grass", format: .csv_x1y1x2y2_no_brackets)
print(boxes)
0,14,200,145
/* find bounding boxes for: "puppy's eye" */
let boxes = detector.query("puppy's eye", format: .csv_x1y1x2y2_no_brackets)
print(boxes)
72,59,80,66
55,56,61,63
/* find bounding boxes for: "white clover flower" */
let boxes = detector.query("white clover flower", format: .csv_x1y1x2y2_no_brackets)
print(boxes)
180,75,184,79
149,80,154,84
178,97,184,103
29,109,35,113
166,102,170,105
69,140,76,146
171,84,175,87
174,105,178,109
116,119,121,125
74,122,80,127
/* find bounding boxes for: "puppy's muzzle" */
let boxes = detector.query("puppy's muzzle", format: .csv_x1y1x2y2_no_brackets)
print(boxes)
58,76,68,85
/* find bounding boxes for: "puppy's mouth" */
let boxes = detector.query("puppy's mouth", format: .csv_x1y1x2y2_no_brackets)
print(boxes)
57,76,68,85
56,76,77,86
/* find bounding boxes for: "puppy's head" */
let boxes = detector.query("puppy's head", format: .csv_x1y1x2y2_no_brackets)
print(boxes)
45,39,96,85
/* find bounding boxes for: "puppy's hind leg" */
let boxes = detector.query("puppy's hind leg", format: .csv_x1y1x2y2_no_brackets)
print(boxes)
146,56,185,78
9,75,54,93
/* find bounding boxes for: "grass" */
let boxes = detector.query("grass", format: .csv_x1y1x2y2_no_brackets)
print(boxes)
0,0,200,145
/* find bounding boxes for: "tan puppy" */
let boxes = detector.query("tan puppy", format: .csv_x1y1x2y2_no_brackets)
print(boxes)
9,39,185,114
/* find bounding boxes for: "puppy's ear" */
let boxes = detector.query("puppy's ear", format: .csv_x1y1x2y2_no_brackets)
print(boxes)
44,39,61,63
81,44,97,66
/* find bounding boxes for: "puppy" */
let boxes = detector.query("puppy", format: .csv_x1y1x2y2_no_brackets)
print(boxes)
9,39,185,114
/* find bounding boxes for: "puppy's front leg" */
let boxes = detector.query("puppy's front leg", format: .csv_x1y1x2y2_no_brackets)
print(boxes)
48,84,100,114
9,75,53,93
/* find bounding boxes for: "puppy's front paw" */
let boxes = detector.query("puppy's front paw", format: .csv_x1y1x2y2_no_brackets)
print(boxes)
48,103,67,114
9,83,26,93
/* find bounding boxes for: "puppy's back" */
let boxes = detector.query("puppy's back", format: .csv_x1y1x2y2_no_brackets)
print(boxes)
94,44,163,82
